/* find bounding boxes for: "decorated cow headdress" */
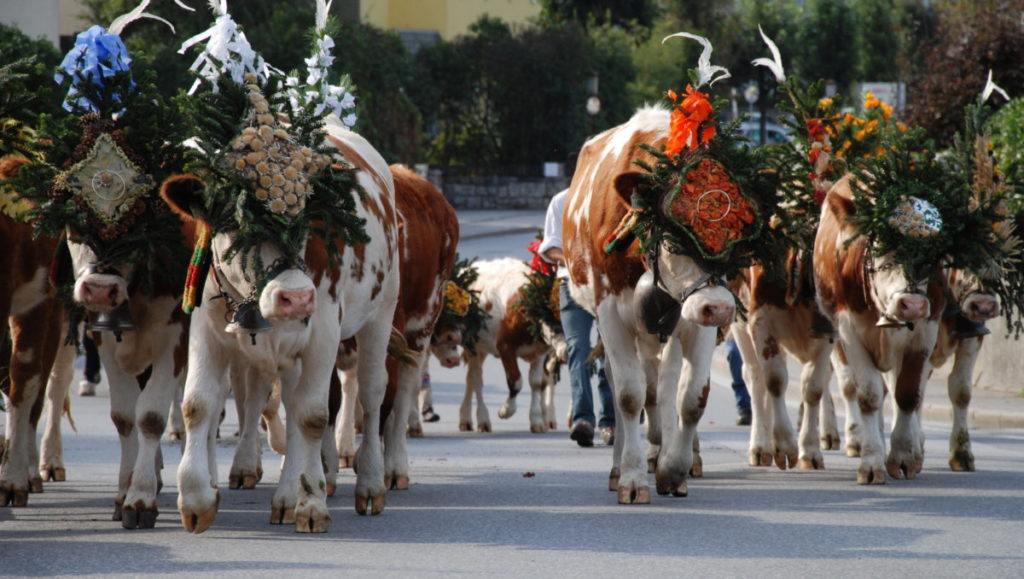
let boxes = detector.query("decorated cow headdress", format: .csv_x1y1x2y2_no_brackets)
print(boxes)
434,255,490,354
1,2,190,308
611,33,786,283
172,0,367,292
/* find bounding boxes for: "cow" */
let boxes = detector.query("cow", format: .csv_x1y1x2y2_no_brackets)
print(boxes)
334,165,458,487
730,257,840,472
162,114,400,533
563,106,741,503
459,257,565,435
814,175,946,484
0,157,65,507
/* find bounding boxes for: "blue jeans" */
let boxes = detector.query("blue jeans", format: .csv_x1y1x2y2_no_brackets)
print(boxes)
726,338,751,411
560,282,615,428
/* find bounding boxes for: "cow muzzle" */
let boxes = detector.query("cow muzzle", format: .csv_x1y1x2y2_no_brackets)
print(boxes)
75,269,128,312
963,292,1000,322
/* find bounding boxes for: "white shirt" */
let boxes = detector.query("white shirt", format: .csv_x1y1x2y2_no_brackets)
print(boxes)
538,189,569,279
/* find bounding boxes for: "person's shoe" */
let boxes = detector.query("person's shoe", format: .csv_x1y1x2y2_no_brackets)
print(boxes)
78,379,97,397
422,406,441,423
570,421,594,447
599,426,615,446
736,407,752,426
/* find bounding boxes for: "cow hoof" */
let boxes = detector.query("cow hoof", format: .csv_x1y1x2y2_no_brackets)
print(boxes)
798,455,825,470
647,457,657,474
295,505,331,533
385,474,409,490
689,456,703,478
458,422,473,432
530,424,545,433
339,455,355,469
168,431,184,442
856,466,886,485
617,484,651,504
845,442,861,458
608,467,620,491
497,404,515,419
758,451,773,467
1,486,29,507
122,501,159,529
477,423,492,433
949,451,975,472
886,456,923,480
546,421,558,431
228,475,240,490
41,466,66,482
112,500,124,521
820,432,841,451
355,491,387,516
407,425,424,438
655,472,688,497
180,488,220,533
326,481,336,497
774,451,798,470
29,476,43,494
270,506,296,525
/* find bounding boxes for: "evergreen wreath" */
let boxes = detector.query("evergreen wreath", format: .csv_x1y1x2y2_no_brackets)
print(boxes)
617,33,788,284
435,255,490,355
174,1,368,290
1,23,189,320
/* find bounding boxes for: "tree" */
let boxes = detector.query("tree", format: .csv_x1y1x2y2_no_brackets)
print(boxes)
852,0,902,83
538,0,658,30
0,22,63,121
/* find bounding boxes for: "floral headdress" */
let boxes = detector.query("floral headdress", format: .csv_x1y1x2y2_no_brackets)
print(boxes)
755,31,1021,295
615,33,786,282
2,2,189,304
515,237,562,342
434,255,490,354
174,0,367,287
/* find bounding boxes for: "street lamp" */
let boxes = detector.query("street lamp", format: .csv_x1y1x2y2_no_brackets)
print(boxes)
586,72,601,116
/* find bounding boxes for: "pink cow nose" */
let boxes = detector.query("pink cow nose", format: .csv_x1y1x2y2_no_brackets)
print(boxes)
82,281,120,308
970,299,999,319
700,302,735,326
441,355,461,368
275,289,315,318
897,294,928,320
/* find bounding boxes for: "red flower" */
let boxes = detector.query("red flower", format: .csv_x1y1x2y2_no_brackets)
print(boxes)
665,85,715,158
527,239,552,275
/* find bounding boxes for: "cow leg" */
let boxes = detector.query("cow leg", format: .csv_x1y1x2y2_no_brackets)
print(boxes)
262,380,286,455
384,349,421,491
168,380,185,442
832,327,887,485
39,337,75,483
336,367,358,469
98,338,143,521
818,381,841,451
543,355,559,431
598,308,649,504
229,364,269,490
751,321,798,470
122,340,180,529
833,349,864,458
732,324,772,467
353,320,391,516
321,370,341,496
177,330,231,533
886,346,932,480
946,337,980,472
796,343,833,470
460,352,488,432
642,360,660,473
496,346,522,427
525,356,547,433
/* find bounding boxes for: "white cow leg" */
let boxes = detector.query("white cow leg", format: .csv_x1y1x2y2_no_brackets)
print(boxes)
168,380,185,442
0,372,45,507
336,368,358,469
384,352,422,491
407,356,427,439
543,355,559,431
39,339,75,483
230,365,269,490
832,349,864,458
121,352,179,529
947,337,979,471
101,340,142,522
526,358,547,433
733,324,771,466
818,380,841,451
460,353,485,431
886,354,931,480
659,329,715,497
599,314,649,504
755,329,798,470
833,329,887,485
353,321,391,516
796,345,833,470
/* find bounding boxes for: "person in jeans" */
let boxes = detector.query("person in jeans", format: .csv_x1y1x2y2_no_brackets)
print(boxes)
539,189,615,447
726,337,752,425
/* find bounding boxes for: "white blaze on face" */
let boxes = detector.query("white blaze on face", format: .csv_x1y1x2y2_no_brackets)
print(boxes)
67,238,131,312
657,252,735,327
953,272,1001,322
430,327,462,368
869,253,931,322
210,233,317,323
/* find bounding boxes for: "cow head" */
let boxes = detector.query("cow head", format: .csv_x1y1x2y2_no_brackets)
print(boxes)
615,172,736,334
949,270,1000,323
68,240,134,314
430,325,463,368
161,174,317,338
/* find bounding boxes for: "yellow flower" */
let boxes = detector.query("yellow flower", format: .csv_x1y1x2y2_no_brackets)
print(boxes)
819,97,834,110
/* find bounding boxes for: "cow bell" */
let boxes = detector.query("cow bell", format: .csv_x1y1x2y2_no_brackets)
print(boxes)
225,301,273,345
633,271,680,343
87,301,136,342
950,312,990,340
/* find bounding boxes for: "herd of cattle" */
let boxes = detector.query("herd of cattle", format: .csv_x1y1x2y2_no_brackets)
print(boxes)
0,27,1015,535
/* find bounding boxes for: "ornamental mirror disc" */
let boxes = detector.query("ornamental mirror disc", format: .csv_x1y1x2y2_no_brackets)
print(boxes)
57,132,153,224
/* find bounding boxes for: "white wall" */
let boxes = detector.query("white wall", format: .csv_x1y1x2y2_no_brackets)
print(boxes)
1,0,61,46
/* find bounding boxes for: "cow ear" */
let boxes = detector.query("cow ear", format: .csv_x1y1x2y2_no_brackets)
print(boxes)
613,172,646,206
825,184,856,221
160,174,208,223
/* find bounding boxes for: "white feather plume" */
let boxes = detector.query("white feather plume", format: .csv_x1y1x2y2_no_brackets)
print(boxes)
108,0,175,36
751,25,786,83
316,0,332,31
662,32,731,88
980,69,1009,104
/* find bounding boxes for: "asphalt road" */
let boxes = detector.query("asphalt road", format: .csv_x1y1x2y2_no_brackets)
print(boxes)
3,228,1024,578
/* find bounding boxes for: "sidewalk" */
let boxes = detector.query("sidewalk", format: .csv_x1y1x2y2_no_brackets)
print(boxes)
457,208,1024,431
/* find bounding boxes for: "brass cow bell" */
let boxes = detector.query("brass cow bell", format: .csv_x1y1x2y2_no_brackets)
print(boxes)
225,301,273,345
950,313,990,340
633,271,681,343
87,301,136,342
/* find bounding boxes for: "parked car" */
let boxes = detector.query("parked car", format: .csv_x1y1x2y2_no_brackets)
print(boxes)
738,121,792,144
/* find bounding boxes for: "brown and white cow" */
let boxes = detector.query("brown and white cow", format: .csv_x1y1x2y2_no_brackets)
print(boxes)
0,157,65,507
163,115,400,533
814,175,946,484
730,257,840,472
459,257,565,435
563,106,737,503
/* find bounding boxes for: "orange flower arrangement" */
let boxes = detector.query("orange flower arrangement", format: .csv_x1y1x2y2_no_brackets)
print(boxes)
666,158,755,255
664,85,716,158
